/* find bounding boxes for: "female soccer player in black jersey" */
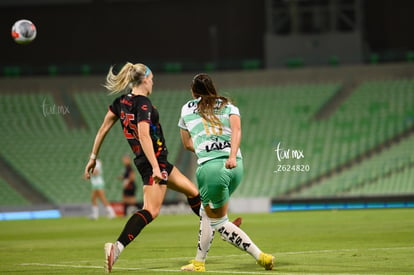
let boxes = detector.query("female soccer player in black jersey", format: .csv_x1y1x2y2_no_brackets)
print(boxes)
83,62,202,273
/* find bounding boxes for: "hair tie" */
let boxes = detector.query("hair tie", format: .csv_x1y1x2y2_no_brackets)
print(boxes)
144,66,151,77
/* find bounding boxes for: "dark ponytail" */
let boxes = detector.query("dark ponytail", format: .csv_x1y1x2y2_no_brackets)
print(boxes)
191,73,229,125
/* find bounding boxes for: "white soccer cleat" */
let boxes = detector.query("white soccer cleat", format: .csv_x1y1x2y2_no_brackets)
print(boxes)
104,242,120,273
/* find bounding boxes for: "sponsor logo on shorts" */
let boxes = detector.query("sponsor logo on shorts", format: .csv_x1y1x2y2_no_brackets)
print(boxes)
161,170,168,181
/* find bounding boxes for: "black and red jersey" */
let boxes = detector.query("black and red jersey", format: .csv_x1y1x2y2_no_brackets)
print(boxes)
109,93,168,162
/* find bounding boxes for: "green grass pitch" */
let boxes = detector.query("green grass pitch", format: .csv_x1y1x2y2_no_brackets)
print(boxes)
1,209,413,274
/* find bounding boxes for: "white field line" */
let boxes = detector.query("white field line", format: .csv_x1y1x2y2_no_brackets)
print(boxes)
98,246,414,263
20,246,414,274
155,246,414,261
85,245,414,263
18,263,379,275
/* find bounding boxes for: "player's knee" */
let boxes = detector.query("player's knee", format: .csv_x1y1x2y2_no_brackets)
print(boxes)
209,215,228,230
186,183,199,197
150,210,160,219
144,206,161,219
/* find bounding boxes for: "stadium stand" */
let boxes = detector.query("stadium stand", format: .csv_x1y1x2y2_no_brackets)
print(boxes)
296,136,414,197
226,83,341,197
0,69,413,206
225,78,414,198
288,79,414,197
0,177,29,205
0,94,91,204
0,90,195,205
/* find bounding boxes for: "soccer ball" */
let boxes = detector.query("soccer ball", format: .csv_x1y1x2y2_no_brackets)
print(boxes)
11,19,37,44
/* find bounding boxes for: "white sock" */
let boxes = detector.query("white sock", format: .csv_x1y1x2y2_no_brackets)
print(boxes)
211,216,262,260
91,205,99,219
115,241,125,253
106,205,116,218
195,207,215,262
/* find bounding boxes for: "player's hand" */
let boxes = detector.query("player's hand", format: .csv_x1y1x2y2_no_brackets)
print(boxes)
84,159,96,180
152,167,163,184
225,157,237,169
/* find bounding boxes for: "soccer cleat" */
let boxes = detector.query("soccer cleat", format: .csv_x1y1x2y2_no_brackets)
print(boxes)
181,259,206,272
104,242,120,273
257,252,275,270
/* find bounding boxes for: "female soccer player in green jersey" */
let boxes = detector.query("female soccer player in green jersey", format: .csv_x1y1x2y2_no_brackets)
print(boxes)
178,73,274,271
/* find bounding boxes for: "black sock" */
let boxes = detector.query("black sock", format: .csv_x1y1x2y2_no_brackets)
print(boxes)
123,203,128,216
117,209,153,247
187,194,201,217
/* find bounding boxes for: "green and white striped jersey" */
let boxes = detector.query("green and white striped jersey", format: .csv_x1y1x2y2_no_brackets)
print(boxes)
178,98,242,164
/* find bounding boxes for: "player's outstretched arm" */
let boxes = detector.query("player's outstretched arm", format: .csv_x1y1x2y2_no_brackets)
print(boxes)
84,110,118,179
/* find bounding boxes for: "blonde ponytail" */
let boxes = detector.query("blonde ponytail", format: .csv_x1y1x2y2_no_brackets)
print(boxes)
104,62,149,94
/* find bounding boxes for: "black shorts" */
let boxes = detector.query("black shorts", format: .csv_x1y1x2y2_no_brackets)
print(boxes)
123,181,136,196
134,156,174,185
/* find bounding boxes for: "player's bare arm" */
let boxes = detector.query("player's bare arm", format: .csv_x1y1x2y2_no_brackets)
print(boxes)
84,110,118,179
180,129,195,152
225,114,241,169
